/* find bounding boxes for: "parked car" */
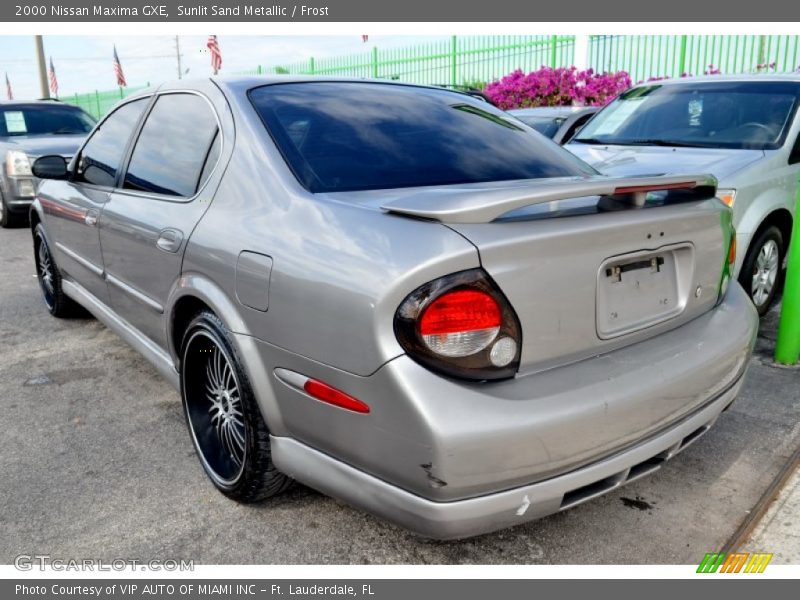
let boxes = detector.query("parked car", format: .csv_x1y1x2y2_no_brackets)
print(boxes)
510,106,599,144
0,100,94,227
30,78,757,539
567,75,800,315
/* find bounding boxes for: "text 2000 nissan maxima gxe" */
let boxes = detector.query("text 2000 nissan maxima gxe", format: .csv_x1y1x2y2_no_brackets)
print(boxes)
29,78,757,539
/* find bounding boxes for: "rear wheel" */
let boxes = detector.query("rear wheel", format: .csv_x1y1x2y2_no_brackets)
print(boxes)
33,224,81,317
739,226,784,316
180,310,291,502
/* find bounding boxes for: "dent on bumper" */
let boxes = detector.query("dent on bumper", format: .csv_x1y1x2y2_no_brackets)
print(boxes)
272,372,744,540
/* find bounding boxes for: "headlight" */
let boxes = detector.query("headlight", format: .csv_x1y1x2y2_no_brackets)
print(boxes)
717,189,736,208
5,150,32,177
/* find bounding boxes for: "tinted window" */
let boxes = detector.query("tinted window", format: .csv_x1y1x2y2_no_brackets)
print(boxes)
0,104,94,137
123,94,219,197
516,116,566,139
791,133,800,164
575,81,800,150
563,114,593,143
249,82,592,193
75,99,147,187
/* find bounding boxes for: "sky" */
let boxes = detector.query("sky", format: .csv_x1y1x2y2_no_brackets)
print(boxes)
0,35,449,100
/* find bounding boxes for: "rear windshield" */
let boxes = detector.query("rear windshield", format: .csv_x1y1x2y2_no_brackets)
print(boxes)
574,80,800,150
249,82,593,193
1,105,95,137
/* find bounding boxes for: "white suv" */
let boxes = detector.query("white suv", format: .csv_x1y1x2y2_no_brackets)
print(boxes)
568,75,799,315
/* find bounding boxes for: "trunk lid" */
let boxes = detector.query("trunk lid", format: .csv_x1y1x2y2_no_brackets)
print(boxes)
328,175,730,375
449,198,729,374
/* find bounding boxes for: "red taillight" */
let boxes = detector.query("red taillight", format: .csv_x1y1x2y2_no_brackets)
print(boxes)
394,269,522,380
418,289,502,357
303,378,370,414
419,289,501,335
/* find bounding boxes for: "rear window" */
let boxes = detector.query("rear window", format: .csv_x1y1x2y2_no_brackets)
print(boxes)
0,105,94,137
515,116,567,139
249,82,593,193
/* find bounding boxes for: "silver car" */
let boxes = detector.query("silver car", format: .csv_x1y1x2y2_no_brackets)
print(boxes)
568,75,800,315
29,78,757,540
509,106,599,144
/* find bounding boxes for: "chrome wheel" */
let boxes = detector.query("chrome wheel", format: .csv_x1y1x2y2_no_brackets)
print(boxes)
35,232,55,309
182,330,246,486
751,239,779,308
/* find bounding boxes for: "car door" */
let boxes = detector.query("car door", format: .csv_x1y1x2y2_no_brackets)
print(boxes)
44,97,150,305
99,90,223,348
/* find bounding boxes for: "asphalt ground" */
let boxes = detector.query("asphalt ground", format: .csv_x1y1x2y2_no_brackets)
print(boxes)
1,226,798,564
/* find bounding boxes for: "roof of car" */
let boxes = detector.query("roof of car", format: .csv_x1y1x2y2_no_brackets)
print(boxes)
0,99,77,107
509,106,598,117
633,73,800,87
210,75,503,96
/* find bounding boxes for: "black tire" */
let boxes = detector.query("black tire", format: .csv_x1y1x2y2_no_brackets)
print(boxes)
738,225,784,317
0,191,24,228
180,310,291,502
33,223,82,318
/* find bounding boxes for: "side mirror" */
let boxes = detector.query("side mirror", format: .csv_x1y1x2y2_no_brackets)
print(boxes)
32,155,68,180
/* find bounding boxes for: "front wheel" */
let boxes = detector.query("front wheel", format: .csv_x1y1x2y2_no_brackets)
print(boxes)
180,310,291,502
739,225,784,317
0,192,23,228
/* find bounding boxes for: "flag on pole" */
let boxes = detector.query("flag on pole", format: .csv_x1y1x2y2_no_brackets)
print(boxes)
207,35,222,74
4,73,12,100
49,57,59,97
361,35,369,43
113,45,127,87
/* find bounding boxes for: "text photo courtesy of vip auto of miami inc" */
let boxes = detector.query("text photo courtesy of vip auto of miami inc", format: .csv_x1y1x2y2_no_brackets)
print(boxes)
0,9,799,591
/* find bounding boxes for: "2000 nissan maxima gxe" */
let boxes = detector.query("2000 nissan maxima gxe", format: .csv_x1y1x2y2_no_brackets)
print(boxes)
29,78,758,540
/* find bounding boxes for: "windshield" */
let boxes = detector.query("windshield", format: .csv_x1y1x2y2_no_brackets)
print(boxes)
249,82,594,193
1,105,95,137
574,81,800,150
515,116,566,139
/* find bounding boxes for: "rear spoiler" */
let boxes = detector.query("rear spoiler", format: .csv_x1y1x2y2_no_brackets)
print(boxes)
381,174,718,224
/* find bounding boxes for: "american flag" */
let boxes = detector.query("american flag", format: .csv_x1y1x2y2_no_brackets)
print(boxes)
207,35,222,74
4,73,12,100
113,45,127,87
49,57,59,97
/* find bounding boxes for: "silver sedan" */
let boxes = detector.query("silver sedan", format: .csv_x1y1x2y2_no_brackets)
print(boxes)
29,78,757,539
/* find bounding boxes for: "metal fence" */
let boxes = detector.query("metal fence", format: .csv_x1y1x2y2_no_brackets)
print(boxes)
239,35,575,86
68,84,149,120
589,35,800,82
67,35,800,119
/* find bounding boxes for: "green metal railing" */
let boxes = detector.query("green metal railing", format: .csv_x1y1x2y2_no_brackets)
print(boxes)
68,84,149,120
589,35,800,82
240,35,575,86
66,35,800,120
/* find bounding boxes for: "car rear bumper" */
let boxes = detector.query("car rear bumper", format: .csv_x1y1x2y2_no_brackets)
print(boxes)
272,370,744,539
260,282,757,538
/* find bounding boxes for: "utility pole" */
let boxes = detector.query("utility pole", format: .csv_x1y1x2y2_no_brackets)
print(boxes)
175,35,183,79
34,35,49,99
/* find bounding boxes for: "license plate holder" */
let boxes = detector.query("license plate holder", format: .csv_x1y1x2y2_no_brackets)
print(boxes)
597,245,693,339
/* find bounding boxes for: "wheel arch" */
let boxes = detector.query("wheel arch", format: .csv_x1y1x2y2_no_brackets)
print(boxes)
165,274,288,436
756,208,793,249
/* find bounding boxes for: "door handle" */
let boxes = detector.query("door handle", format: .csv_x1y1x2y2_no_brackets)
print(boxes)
84,210,99,227
156,228,184,253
